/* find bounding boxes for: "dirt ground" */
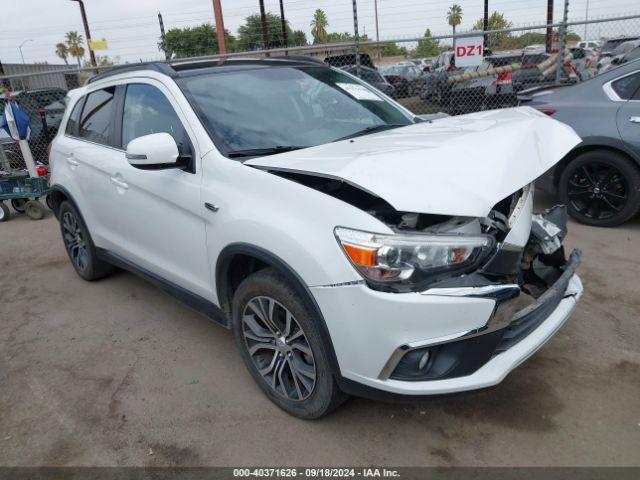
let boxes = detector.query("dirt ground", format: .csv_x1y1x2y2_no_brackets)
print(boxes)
1,193,639,467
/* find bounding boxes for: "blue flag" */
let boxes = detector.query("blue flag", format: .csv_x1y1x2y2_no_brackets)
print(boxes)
1,101,31,141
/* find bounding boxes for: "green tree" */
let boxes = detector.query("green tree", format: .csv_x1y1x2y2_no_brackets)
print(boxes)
414,29,440,57
237,13,296,50
291,30,308,46
311,9,329,44
55,43,69,65
381,43,408,57
472,11,512,48
447,4,463,46
65,31,85,67
159,24,236,58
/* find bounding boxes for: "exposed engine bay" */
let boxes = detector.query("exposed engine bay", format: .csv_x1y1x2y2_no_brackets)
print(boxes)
272,170,573,299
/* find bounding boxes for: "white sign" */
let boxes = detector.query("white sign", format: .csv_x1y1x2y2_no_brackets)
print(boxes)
336,83,383,101
455,35,484,67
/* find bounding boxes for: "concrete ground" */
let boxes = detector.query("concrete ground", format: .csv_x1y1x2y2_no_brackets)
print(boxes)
0,194,639,467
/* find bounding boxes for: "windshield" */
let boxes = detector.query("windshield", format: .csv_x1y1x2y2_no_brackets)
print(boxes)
179,66,412,156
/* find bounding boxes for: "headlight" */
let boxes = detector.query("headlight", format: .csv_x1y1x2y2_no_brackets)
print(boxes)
335,227,494,289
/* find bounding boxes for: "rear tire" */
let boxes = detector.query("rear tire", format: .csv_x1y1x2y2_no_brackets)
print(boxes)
232,267,347,419
559,150,640,227
58,201,115,280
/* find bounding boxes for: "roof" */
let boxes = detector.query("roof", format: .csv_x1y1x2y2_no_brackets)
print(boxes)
87,57,328,84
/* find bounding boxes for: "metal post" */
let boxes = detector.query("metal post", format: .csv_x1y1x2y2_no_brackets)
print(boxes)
279,0,288,50
546,0,554,53
352,0,361,68
259,0,270,53
374,0,380,60
71,0,97,67
555,0,570,84
584,0,590,39
212,0,227,55
18,40,33,64
483,0,489,47
158,13,169,60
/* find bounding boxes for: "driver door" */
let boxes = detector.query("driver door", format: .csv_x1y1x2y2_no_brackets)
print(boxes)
106,80,212,299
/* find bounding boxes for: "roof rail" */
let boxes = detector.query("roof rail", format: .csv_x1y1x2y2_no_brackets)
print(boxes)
87,62,176,84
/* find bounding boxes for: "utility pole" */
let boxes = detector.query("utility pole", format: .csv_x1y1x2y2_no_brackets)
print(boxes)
352,0,360,68
373,0,380,61
212,0,227,55
158,13,169,60
70,0,97,67
483,0,489,47
279,0,288,50
259,0,270,53
584,0,590,39
546,0,554,53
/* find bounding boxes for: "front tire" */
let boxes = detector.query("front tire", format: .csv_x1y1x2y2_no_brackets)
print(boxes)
58,201,115,280
232,268,347,419
559,150,640,227
0,202,9,222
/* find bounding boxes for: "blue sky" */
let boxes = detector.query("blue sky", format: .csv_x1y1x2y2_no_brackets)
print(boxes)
1,0,639,65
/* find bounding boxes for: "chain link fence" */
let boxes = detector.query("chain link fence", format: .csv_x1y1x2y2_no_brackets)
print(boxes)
1,13,640,173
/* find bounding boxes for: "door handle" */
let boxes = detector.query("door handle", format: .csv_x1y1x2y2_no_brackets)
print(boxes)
204,202,219,212
110,176,129,190
66,156,79,166
629,116,640,124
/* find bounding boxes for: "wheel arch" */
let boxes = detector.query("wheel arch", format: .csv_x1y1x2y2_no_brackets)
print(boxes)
553,139,640,188
215,243,342,376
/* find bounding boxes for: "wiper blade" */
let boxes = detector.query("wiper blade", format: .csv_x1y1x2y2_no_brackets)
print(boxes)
228,146,307,158
333,124,406,142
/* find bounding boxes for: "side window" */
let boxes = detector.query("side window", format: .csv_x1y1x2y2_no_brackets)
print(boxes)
79,87,115,145
65,98,83,136
611,72,640,100
121,84,189,152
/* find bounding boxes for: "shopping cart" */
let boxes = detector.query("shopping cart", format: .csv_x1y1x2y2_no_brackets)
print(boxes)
0,144,51,222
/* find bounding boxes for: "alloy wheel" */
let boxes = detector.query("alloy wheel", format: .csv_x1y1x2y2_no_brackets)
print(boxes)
62,211,89,272
241,296,316,401
566,161,629,221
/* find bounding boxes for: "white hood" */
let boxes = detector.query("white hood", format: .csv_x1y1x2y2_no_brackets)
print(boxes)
245,107,581,217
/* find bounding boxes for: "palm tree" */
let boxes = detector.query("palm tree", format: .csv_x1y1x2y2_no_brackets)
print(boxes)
311,9,328,44
447,4,463,47
55,43,69,65
65,31,85,68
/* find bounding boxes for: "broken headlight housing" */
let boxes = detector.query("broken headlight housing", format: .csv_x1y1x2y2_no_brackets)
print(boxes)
335,227,494,290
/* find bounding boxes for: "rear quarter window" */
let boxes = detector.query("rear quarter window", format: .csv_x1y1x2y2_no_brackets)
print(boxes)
611,72,640,100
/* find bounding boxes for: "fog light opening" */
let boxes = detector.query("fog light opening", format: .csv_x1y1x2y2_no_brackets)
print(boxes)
418,350,431,371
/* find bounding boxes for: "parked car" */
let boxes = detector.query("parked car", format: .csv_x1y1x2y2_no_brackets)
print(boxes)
511,52,579,92
576,40,603,51
340,65,396,97
448,58,517,114
599,39,640,72
523,44,546,54
598,36,640,70
410,58,434,72
378,63,426,97
519,59,640,226
49,58,583,419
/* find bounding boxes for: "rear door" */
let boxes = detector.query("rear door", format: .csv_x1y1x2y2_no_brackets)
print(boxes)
614,71,640,152
57,86,123,248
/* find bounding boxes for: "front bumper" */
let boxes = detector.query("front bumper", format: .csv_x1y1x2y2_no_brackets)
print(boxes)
312,250,583,396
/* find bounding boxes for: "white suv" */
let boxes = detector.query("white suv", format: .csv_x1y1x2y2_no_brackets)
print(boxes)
49,58,583,418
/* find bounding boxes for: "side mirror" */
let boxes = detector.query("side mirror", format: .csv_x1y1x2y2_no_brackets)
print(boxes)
125,132,180,169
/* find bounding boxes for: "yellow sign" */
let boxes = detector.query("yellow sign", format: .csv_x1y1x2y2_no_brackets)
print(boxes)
88,38,108,51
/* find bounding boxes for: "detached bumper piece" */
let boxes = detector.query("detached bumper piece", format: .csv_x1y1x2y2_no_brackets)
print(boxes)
386,206,581,383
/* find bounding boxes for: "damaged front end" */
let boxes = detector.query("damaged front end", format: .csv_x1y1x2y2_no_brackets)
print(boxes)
377,199,582,382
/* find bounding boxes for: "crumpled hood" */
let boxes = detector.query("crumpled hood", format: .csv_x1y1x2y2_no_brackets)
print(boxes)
245,107,581,217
